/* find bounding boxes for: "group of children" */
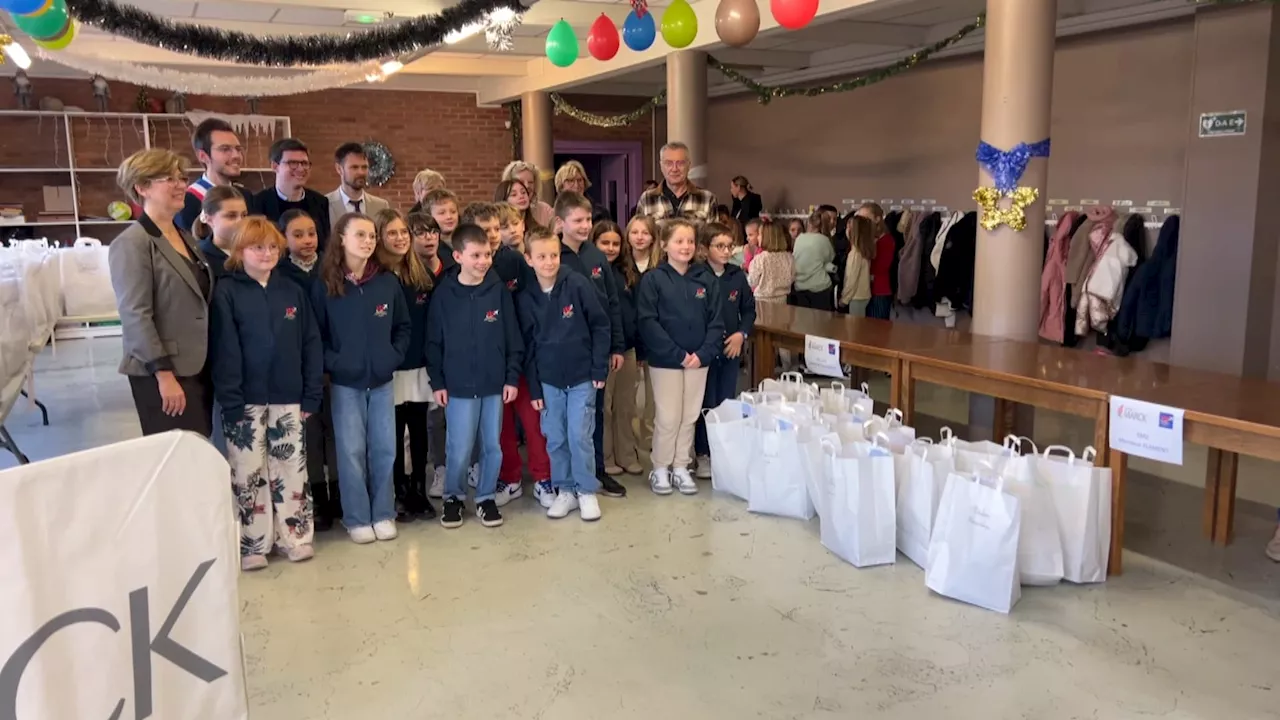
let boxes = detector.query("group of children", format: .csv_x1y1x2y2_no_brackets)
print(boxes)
194,178,757,570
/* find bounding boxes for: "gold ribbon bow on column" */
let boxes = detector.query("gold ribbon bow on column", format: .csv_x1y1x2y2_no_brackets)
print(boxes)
973,186,1039,232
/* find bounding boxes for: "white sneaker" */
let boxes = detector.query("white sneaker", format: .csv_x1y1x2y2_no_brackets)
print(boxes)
650,467,673,495
547,492,579,519
348,526,376,544
373,520,398,541
534,480,555,509
578,493,601,522
429,467,445,498
467,463,479,489
673,468,698,495
494,482,523,507
695,455,712,479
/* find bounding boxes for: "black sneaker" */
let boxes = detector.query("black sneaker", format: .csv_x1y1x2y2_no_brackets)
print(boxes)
476,499,504,528
418,496,437,520
441,498,465,529
599,474,627,498
395,499,415,523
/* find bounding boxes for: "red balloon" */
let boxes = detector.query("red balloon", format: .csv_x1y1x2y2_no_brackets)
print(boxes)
588,13,620,61
771,0,818,30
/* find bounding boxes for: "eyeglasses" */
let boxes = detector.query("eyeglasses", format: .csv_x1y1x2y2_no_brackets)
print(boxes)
149,174,186,186
245,244,280,254
213,144,244,154
282,160,312,170
710,243,734,251
660,160,689,169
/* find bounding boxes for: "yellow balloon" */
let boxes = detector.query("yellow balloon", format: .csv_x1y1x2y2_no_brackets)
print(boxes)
35,19,75,51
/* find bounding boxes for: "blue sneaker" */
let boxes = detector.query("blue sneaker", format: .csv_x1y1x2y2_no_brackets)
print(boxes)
534,480,555,509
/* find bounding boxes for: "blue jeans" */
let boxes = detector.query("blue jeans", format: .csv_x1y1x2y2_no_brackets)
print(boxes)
695,355,741,457
330,382,396,528
593,387,606,476
542,382,599,495
444,395,503,502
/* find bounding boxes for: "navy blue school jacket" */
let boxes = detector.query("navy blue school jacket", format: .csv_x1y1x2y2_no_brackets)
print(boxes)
426,270,523,398
559,239,624,355
277,251,323,295
636,262,725,370
397,275,432,371
610,262,643,359
515,268,610,402
210,270,323,420
705,261,756,344
197,238,232,283
310,268,411,390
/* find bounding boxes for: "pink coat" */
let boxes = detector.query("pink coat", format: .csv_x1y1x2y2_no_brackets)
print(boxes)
1038,211,1080,343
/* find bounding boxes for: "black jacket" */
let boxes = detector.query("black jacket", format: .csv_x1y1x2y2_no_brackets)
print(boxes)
559,238,624,355
210,270,323,419
277,252,323,296
637,262,725,369
196,238,232,283
611,263,642,358
310,269,411,390
516,269,611,401
254,187,332,251
732,191,763,224
396,277,432,371
933,212,978,311
1114,215,1179,348
426,271,523,398
706,262,756,343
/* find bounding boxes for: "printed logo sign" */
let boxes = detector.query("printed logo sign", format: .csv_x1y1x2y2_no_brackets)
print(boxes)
562,304,574,319
1109,395,1184,465
1159,412,1174,429
484,309,499,323
374,303,388,318
283,306,297,320
694,287,706,299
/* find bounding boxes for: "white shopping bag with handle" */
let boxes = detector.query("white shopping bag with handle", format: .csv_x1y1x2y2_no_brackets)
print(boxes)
894,437,955,569
926,471,1022,613
990,442,1065,587
60,238,118,317
1037,445,1111,583
759,371,817,402
819,380,874,417
950,431,1027,473
704,398,757,501
819,437,897,567
747,417,817,520
861,408,916,452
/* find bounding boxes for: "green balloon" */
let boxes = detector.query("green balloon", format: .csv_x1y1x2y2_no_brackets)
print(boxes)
661,0,698,49
545,19,579,68
12,1,69,41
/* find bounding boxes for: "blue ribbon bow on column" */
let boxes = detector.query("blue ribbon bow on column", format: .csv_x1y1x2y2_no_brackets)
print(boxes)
975,139,1052,194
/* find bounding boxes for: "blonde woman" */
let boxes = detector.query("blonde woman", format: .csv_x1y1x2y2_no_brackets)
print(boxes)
556,160,609,223
411,169,446,213
501,160,555,228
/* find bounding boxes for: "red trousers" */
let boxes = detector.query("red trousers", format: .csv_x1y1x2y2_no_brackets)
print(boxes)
500,376,551,483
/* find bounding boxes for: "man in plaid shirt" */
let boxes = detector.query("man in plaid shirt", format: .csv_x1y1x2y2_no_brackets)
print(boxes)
634,141,718,224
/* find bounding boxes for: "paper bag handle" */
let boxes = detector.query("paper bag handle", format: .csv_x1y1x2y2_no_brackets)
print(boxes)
780,371,804,385
872,432,893,449
860,382,871,395
1003,434,1038,455
829,381,845,394
884,408,904,426
1082,446,1097,464
820,436,841,455
972,469,1005,493
1042,445,1075,462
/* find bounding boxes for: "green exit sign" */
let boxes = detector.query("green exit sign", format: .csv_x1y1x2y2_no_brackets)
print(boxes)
1199,110,1247,138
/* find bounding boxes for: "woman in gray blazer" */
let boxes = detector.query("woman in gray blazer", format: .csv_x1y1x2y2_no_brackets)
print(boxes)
109,149,216,437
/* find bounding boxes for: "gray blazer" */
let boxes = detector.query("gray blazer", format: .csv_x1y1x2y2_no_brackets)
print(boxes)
326,189,390,227
108,215,213,378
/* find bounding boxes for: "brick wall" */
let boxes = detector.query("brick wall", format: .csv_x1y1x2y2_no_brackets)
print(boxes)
0,79,656,243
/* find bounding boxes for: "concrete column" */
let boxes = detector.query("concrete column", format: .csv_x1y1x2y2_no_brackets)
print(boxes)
666,50,709,180
970,0,1057,339
520,90,555,203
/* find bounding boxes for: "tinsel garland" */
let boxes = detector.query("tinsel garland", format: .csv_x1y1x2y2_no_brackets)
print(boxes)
63,0,524,67
36,49,382,96
975,139,1051,194
506,100,523,160
364,141,396,187
549,90,665,128
708,13,986,105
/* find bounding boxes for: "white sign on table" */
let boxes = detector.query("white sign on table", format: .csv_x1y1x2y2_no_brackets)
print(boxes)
0,432,248,719
804,334,845,379
1108,395,1185,465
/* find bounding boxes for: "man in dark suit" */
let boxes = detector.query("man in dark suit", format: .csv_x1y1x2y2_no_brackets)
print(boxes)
253,138,331,249
729,175,763,224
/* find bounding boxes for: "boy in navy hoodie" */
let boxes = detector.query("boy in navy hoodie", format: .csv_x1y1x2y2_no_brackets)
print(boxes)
553,191,626,498
426,223,524,529
693,222,756,479
517,227,611,521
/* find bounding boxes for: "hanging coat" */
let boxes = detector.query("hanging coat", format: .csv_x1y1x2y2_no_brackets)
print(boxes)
896,210,925,304
1038,211,1080,344
933,212,978,311
1075,231,1138,336
1114,215,1179,345
913,212,944,309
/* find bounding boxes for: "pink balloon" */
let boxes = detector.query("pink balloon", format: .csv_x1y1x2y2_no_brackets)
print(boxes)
588,13,620,61
771,0,818,30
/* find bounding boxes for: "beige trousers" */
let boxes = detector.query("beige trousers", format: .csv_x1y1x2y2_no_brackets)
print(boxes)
648,366,709,470
604,349,641,468
638,363,656,448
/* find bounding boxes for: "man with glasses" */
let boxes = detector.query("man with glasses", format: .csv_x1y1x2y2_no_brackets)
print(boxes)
634,142,718,224
253,138,332,249
176,117,248,234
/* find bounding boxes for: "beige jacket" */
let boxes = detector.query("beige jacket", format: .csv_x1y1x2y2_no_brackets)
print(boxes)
840,250,871,305
747,250,795,303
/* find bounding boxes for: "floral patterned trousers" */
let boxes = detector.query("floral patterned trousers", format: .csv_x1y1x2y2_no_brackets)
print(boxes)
224,404,313,557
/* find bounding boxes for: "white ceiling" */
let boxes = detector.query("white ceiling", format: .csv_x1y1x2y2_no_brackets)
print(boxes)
3,0,1199,102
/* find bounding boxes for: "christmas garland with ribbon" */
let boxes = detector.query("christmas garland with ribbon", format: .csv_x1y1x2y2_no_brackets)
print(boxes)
62,0,524,66
548,90,666,128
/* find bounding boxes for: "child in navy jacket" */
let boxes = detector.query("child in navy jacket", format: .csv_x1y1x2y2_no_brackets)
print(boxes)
426,223,524,530
311,212,411,546
517,228,611,521
637,218,725,496
210,217,323,571
592,220,645,478
694,222,757,479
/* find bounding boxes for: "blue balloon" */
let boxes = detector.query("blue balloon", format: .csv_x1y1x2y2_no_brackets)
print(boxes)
622,9,656,52
2,0,47,15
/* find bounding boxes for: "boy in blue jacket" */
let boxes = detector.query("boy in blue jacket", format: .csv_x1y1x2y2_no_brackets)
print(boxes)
426,223,524,529
516,227,611,522
553,191,627,498
694,222,756,479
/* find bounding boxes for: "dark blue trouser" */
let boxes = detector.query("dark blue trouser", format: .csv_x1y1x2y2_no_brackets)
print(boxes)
593,387,606,475
695,355,741,457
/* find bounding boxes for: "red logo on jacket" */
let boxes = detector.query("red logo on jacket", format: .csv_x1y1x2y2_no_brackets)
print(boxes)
506,278,518,291
591,266,603,279
484,309,499,323
374,303,388,317
562,304,574,319
283,306,297,320
728,290,739,302
415,293,428,305
695,287,707,299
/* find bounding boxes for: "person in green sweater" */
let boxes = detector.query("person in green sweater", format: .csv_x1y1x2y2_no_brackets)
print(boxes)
790,211,836,311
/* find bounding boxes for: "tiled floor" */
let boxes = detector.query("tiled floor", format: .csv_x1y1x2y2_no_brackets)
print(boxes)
3,339,1279,719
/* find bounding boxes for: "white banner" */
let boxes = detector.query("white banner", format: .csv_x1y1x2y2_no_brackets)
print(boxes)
0,432,248,719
